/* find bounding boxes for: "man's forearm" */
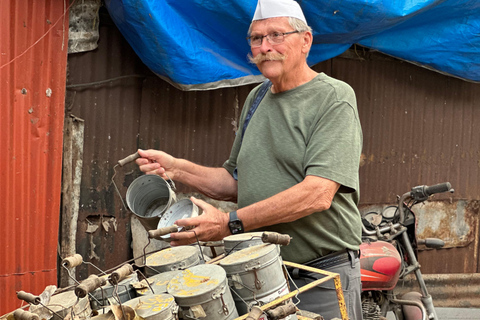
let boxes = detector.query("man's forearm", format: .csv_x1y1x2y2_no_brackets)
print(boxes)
173,158,238,202
237,175,339,231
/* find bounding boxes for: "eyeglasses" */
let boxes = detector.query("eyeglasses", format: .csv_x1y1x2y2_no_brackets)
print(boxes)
246,31,299,47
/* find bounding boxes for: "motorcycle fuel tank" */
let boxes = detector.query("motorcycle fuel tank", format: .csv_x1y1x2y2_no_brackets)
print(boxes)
360,241,402,291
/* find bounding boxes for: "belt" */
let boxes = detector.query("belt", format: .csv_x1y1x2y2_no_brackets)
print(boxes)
289,249,359,278
306,249,359,270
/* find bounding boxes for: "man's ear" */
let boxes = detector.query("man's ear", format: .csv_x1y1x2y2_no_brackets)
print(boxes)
302,31,313,53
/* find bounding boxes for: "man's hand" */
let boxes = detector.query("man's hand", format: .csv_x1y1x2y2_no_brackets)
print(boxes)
135,149,176,179
169,197,231,246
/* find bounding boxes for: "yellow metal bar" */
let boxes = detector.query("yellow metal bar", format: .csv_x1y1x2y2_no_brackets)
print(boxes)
234,260,349,320
284,261,349,320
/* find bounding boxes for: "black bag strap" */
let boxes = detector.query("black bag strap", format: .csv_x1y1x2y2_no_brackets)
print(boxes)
241,79,272,143
233,79,272,180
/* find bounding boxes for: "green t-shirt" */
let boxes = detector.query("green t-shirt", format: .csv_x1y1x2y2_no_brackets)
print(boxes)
223,73,363,263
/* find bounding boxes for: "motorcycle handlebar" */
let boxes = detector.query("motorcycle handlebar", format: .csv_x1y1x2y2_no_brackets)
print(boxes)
410,182,452,202
362,182,454,235
425,182,452,196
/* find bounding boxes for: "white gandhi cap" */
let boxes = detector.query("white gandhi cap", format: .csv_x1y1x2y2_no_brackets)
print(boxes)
252,0,307,24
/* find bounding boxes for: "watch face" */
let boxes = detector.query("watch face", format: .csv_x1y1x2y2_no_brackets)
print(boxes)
229,220,244,234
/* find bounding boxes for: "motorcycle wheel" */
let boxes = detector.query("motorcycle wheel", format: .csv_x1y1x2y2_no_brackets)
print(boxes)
401,292,425,320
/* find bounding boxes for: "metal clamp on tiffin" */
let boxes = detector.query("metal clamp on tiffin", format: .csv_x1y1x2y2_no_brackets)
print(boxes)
74,275,107,298
245,306,263,320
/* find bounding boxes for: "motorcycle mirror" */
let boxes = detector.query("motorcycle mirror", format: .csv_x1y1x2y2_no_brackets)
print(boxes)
417,238,445,249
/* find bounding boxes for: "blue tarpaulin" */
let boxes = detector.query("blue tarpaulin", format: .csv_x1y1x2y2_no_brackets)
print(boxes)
105,0,480,90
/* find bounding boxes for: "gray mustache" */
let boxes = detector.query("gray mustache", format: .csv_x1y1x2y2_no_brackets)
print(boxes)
248,52,287,64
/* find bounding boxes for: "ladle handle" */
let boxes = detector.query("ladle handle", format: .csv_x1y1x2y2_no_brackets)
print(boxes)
148,225,179,239
118,152,140,167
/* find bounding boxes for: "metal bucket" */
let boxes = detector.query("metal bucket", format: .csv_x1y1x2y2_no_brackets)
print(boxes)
145,246,201,277
126,174,176,230
219,243,296,319
123,293,178,320
157,199,200,241
134,270,182,296
223,232,264,254
167,264,238,320
90,273,138,310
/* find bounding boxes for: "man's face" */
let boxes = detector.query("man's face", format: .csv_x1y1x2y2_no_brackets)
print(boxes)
249,17,307,81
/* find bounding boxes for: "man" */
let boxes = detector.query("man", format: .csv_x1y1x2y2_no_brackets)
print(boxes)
136,0,363,319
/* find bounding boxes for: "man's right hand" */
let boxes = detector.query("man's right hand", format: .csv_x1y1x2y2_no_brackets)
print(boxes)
135,149,176,179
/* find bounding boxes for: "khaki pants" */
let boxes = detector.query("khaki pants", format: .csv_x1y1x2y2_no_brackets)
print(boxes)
289,255,362,320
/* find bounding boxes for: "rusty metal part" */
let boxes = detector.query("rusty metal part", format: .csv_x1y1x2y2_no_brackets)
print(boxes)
234,261,348,320
59,115,85,288
390,298,427,320
109,264,134,285
13,309,40,320
261,232,291,246
394,273,480,307
62,254,83,268
148,225,179,239
266,301,297,319
117,152,140,167
16,291,41,305
245,306,263,320
75,275,107,298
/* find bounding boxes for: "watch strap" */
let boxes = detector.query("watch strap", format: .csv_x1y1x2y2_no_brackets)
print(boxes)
228,211,244,234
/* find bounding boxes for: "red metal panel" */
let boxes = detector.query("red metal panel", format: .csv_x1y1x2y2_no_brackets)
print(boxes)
0,0,68,315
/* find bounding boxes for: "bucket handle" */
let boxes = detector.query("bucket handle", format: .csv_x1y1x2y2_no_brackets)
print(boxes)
117,152,177,190
112,153,177,212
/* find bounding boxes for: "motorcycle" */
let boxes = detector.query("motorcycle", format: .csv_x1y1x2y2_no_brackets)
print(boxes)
359,182,453,320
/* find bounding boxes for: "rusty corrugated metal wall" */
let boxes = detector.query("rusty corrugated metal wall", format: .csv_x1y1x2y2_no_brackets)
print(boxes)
65,8,145,279
65,8,480,280
0,0,69,315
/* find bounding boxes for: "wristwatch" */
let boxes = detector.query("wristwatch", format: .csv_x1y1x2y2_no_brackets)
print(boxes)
228,211,244,235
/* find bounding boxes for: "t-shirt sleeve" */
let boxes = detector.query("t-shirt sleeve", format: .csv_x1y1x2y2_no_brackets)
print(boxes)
304,88,363,193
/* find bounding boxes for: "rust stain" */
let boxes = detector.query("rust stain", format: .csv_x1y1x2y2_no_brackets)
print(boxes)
414,200,477,248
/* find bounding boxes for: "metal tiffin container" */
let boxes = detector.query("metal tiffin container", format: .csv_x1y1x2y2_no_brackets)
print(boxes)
123,293,178,320
132,270,182,296
223,232,264,254
219,243,297,319
167,264,239,320
145,245,202,277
